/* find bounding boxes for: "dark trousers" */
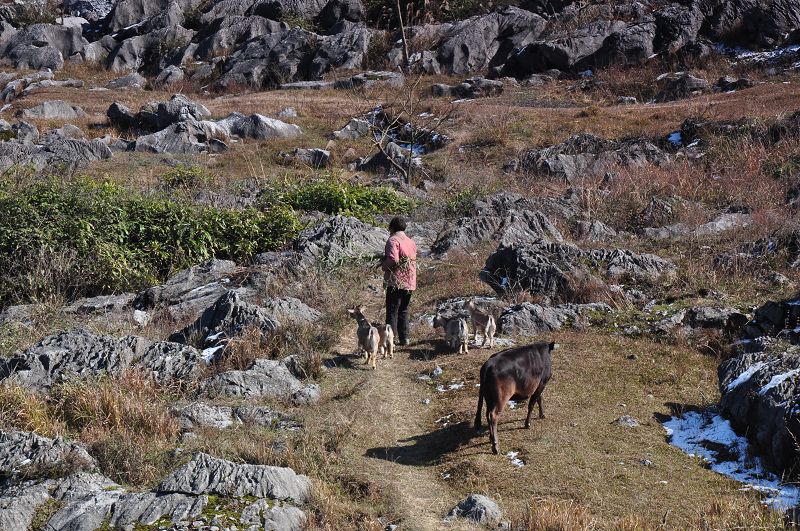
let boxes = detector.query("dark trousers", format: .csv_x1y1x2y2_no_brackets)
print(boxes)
386,287,412,342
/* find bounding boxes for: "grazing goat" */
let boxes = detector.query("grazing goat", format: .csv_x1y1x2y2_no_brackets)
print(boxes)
433,315,469,354
464,299,496,348
474,342,556,454
347,306,393,370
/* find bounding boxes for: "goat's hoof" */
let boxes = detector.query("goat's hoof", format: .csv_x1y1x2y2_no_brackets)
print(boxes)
491,446,499,455
539,414,546,419
524,423,531,429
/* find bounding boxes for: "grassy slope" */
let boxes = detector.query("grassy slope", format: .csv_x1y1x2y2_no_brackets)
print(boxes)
2,63,799,528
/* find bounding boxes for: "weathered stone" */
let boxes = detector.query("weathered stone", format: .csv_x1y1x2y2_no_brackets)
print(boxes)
240,499,306,530
432,77,504,99
446,494,502,526
0,329,205,389
654,72,710,102
294,215,388,266
0,431,94,480
432,208,562,255
158,452,312,502
506,133,670,181
106,72,147,89
201,359,320,404
481,241,675,303
498,302,612,336
19,100,86,120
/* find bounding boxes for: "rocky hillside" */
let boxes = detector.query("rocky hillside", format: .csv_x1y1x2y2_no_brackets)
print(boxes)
0,0,799,529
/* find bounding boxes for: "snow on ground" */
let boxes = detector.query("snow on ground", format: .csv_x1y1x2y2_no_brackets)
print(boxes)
663,411,800,509
506,451,525,467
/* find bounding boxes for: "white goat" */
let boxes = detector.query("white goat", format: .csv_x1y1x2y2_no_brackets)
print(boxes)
464,299,497,348
348,306,393,369
433,315,469,354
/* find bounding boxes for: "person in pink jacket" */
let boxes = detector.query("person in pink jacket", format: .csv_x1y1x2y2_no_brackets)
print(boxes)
380,216,417,346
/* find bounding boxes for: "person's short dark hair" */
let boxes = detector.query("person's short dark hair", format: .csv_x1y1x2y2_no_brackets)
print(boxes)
388,216,407,233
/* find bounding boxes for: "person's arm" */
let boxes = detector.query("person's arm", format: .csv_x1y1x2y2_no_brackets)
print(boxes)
381,238,399,271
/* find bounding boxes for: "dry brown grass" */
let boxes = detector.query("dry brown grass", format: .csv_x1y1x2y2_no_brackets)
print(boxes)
50,372,180,487
0,383,64,437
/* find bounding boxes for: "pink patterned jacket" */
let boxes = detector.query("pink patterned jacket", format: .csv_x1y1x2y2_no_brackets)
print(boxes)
381,231,417,291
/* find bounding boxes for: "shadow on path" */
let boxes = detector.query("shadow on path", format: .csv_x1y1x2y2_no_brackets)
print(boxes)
365,421,475,466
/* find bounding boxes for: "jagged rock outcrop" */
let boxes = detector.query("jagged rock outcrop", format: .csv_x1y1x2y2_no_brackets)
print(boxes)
294,215,388,265
158,452,312,502
168,290,320,350
0,431,95,480
481,241,675,303
654,72,710,102
506,133,671,181
280,147,330,168
19,100,86,120
0,329,205,389
173,402,299,430
108,96,301,154
134,258,247,318
391,7,546,75
498,302,612,336
719,347,800,473
0,135,112,172
201,358,321,404
432,207,563,255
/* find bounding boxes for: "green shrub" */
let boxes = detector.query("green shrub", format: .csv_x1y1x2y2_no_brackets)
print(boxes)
161,164,215,190
0,178,301,305
263,178,414,220
444,185,484,217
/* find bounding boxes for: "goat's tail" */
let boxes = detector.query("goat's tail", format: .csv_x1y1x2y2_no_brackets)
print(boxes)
475,363,486,430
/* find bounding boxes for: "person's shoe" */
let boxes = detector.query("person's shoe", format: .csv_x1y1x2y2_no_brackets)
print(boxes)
399,338,411,346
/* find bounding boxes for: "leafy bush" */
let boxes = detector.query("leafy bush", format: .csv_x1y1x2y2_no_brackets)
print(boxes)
263,178,414,220
161,164,216,190
444,185,484,217
0,178,301,305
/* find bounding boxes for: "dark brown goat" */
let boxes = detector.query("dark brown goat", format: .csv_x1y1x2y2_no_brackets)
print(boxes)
474,342,556,454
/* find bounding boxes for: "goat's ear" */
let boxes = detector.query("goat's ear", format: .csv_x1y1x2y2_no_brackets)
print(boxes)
549,342,559,351
347,309,355,316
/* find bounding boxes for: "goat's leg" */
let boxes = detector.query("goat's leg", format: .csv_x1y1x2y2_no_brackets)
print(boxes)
489,407,500,455
538,394,545,419
388,340,394,359
525,397,536,429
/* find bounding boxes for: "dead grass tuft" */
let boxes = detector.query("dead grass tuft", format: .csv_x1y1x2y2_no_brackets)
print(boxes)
51,372,179,487
0,383,63,437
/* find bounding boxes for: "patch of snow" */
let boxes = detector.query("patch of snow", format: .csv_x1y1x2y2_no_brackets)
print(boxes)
725,361,766,391
492,337,516,347
206,331,225,342
663,410,800,509
201,344,225,363
759,369,800,395
508,400,518,409
578,69,593,78
668,131,682,146
505,451,525,467
431,366,443,378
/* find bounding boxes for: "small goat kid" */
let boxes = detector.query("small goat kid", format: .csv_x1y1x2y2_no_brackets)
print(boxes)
464,299,496,348
433,315,469,354
348,306,394,369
